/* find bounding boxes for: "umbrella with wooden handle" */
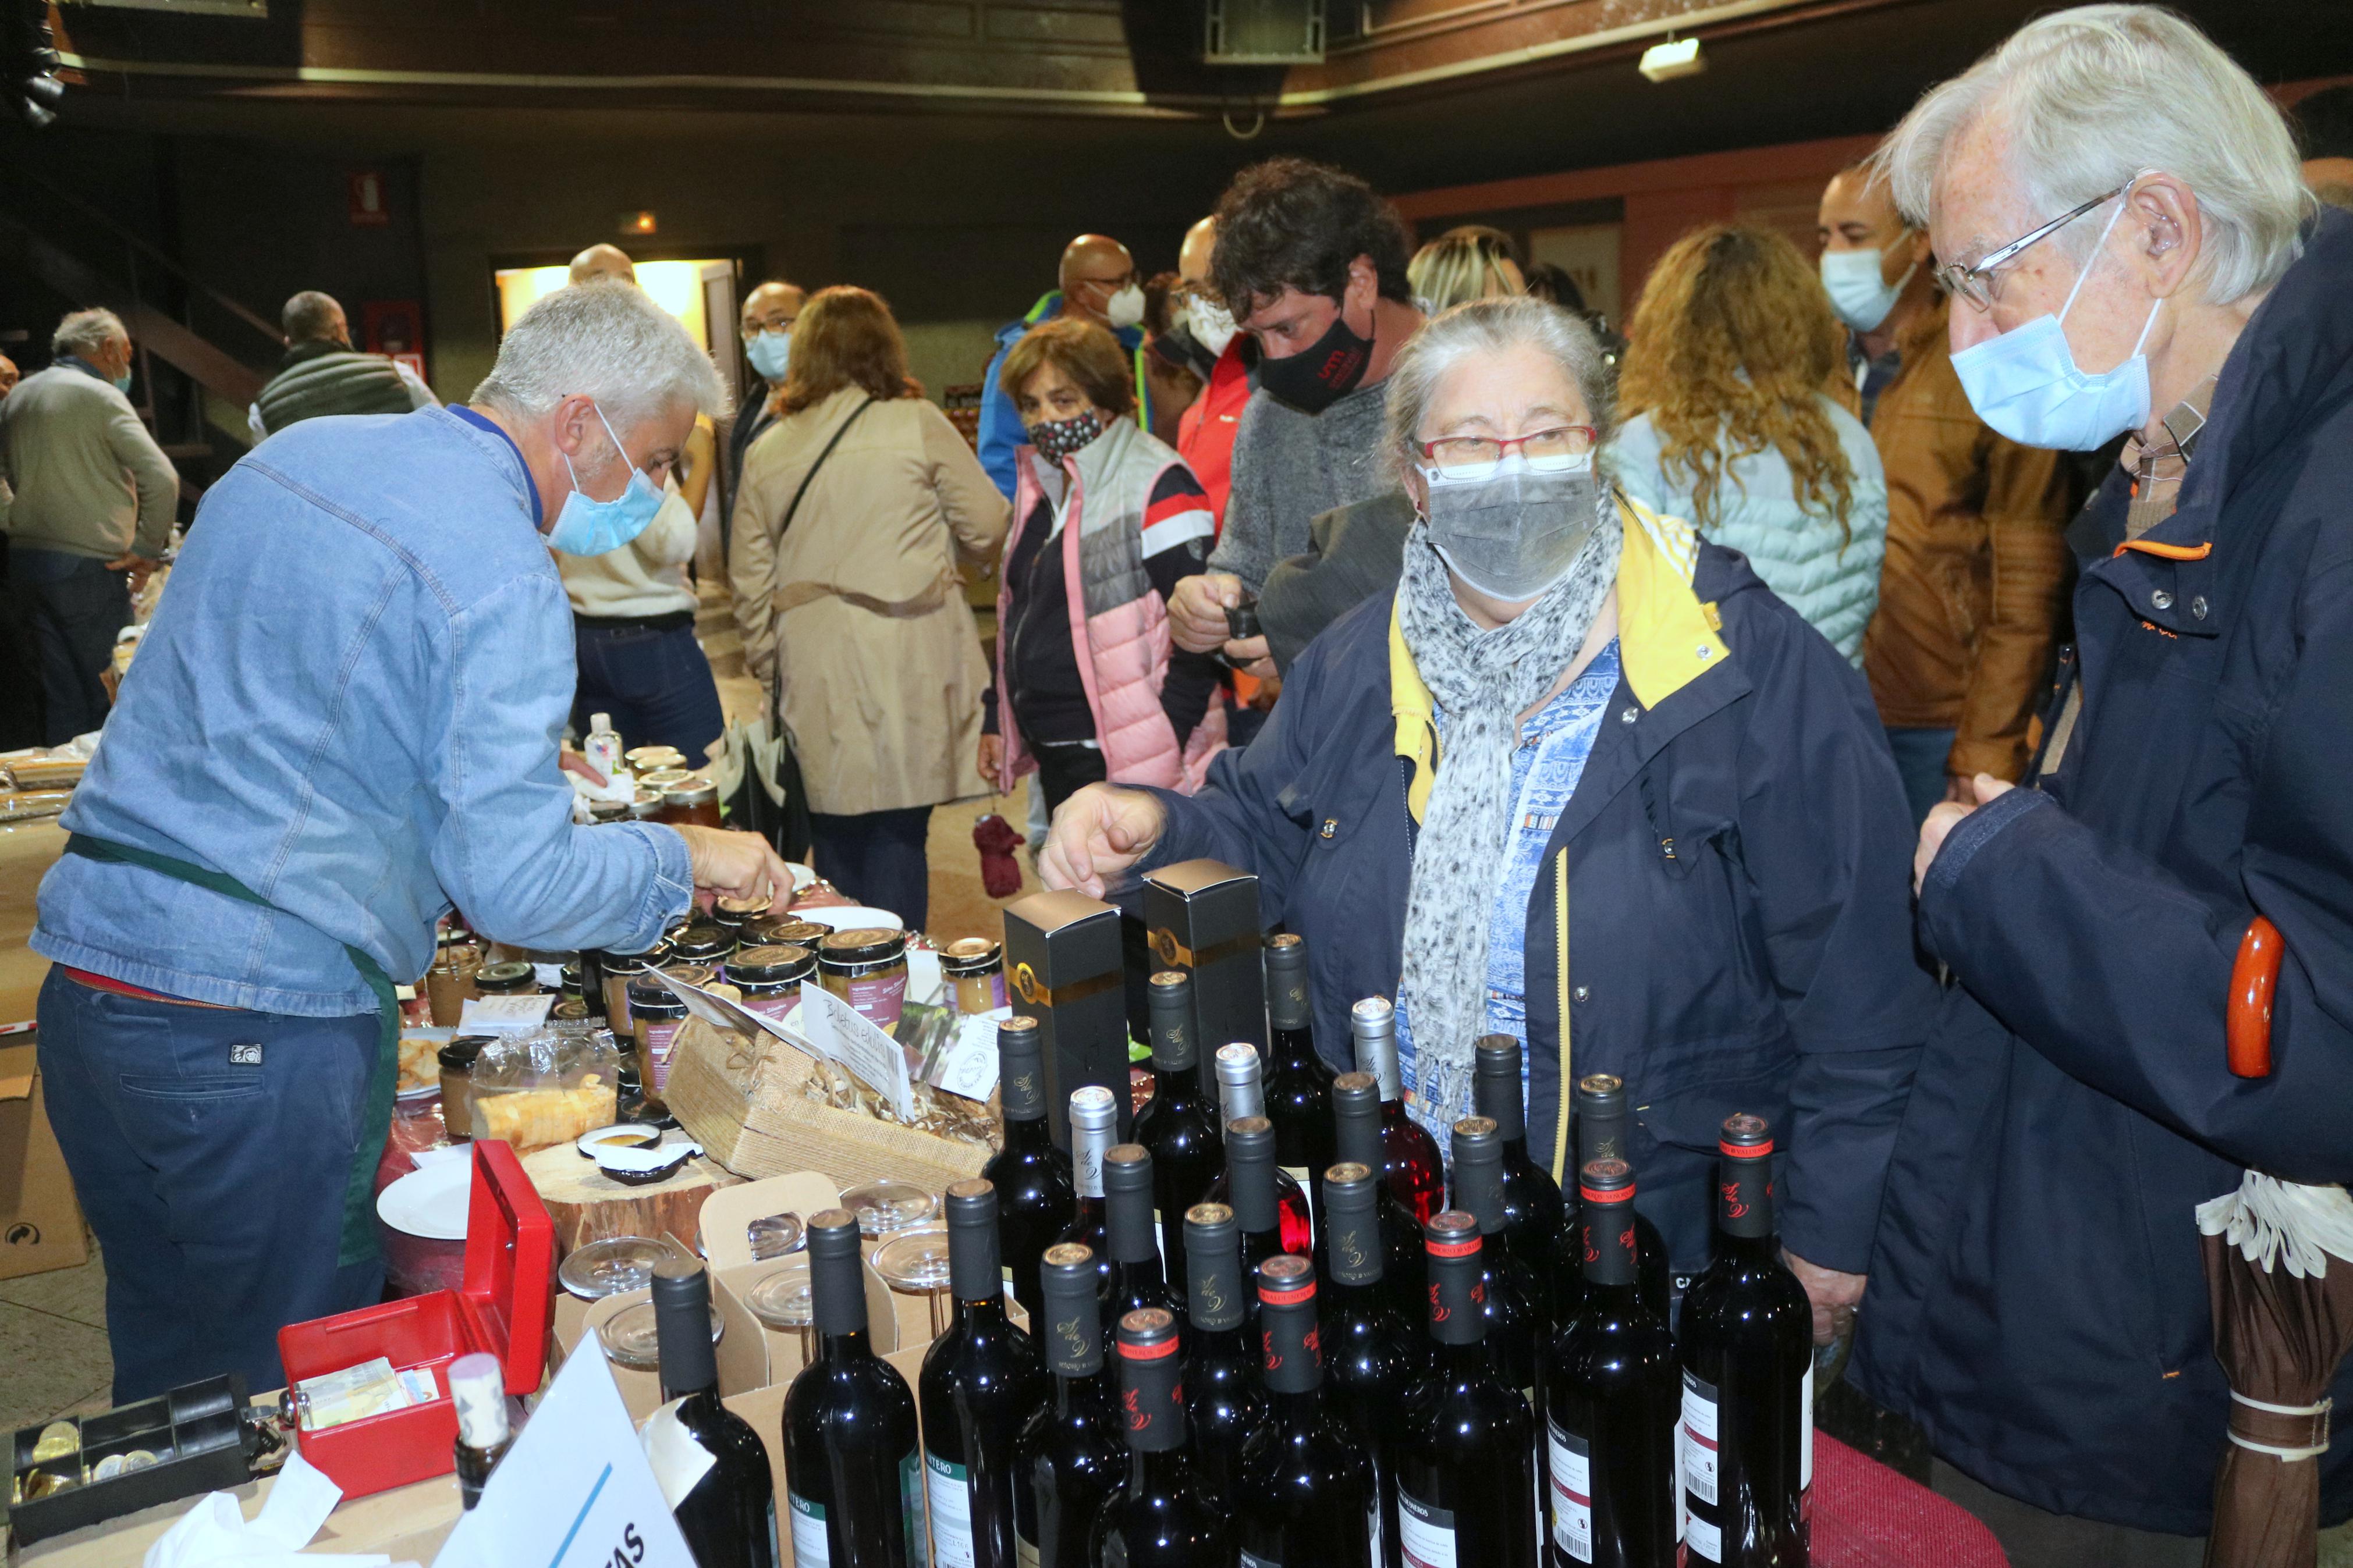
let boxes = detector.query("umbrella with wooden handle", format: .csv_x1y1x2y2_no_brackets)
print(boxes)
2198,916,2353,1568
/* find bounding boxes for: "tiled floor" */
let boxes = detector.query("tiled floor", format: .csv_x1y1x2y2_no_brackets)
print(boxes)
0,1242,113,1437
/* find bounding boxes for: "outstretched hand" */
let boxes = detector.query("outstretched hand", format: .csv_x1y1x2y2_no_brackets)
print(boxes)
1039,784,1167,898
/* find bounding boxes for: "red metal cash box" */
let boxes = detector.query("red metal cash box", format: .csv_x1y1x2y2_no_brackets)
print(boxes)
276,1139,553,1498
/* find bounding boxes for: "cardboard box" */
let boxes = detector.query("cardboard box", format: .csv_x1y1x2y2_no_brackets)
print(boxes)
1002,890,1131,1149
0,1028,90,1282
1142,860,1269,1097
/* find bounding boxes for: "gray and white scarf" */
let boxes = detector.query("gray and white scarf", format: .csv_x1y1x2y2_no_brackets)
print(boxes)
1394,495,1622,1129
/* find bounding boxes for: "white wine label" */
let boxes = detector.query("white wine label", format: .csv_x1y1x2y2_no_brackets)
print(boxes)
1016,1530,1041,1568
638,1399,719,1511
925,1453,975,1568
1674,1421,1688,1544
1397,1488,1457,1568
1687,1509,1723,1563
1800,1363,1815,1492
789,1491,831,1568
900,1450,932,1568
1547,1421,1594,1563
1681,1370,1720,1507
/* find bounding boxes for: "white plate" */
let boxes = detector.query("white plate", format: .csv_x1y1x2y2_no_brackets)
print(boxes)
794,905,903,931
377,1158,470,1240
785,862,818,892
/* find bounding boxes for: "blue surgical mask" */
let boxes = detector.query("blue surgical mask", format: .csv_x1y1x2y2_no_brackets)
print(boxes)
1949,199,2161,451
548,403,665,556
1820,245,1916,333
746,329,790,382
111,371,133,394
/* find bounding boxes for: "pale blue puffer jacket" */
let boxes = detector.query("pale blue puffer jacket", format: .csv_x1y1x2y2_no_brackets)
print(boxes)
1606,396,1888,663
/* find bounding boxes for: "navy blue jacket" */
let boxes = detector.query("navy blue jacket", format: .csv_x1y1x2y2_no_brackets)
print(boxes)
1853,207,2353,1534
1137,510,1933,1275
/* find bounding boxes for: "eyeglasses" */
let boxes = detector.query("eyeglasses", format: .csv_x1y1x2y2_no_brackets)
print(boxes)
1417,425,1596,478
1933,174,2142,312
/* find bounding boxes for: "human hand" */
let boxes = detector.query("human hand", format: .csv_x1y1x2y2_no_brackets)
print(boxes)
1039,784,1167,898
1222,632,1275,681
675,824,794,905
106,553,157,592
558,748,608,789
1782,1249,1865,1346
1941,773,1977,806
977,734,1004,788
1170,572,1242,654
1914,771,2015,894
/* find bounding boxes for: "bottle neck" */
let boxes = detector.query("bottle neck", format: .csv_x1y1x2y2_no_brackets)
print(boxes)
1325,1273,1386,1318
1717,1155,1776,1246
1002,1110,1056,1154
819,1327,873,1363
1073,1126,1113,1200
1128,1444,1191,1492
1335,1112,1383,1171
954,1293,1011,1334
1433,1337,1494,1386
1270,1021,1318,1071
1190,1321,1250,1363
1357,1026,1403,1103
1273,1385,1325,1434
1580,1199,1642,1289
1153,1061,1202,1106
1056,1366,1113,1414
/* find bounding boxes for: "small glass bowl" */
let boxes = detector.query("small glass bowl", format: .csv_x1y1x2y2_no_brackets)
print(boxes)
747,1211,806,1263
598,1299,722,1371
871,1225,953,1293
840,1179,936,1238
558,1236,668,1301
744,1258,815,1332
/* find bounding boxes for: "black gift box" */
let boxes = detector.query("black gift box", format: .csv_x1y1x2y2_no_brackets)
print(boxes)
1142,859,1268,1098
1003,888,1133,1147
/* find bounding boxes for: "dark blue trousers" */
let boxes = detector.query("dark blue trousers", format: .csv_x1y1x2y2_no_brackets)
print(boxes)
807,806,934,930
12,547,131,745
570,616,727,767
36,969,384,1402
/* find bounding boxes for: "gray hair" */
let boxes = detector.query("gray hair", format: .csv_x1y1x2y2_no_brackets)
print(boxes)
1878,4,2309,304
473,279,731,427
52,308,127,360
1383,296,1615,486
282,290,345,343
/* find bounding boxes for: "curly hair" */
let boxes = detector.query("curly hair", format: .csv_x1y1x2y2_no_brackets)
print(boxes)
998,314,1137,417
775,286,913,417
1210,157,1414,319
1617,224,1856,541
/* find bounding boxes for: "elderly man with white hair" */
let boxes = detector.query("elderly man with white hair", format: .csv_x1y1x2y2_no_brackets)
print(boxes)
29,280,792,1403
1847,6,2353,1561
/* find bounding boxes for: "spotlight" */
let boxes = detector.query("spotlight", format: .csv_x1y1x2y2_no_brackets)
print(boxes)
622,211,658,236
4,0,64,129
1638,35,1705,84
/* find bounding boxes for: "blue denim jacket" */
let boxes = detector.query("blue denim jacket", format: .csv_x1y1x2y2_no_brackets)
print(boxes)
33,406,693,1016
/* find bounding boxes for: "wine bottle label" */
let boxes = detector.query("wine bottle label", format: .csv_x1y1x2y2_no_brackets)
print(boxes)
900,1451,932,1568
1546,1421,1594,1563
766,1498,780,1566
1801,1362,1815,1492
925,1453,975,1568
789,1491,831,1568
1396,1488,1457,1568
1674,1422,1689,1543
1016,1529,1041,1568
1681,1370,1720,1507
638,1399,719,1511
1687,1510,1723,1565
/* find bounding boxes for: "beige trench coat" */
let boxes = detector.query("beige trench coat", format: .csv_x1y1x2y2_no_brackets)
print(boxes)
730,386,1010,816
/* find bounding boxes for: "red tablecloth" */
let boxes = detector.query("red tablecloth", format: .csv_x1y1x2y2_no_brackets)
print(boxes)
1814,1432,2010,1567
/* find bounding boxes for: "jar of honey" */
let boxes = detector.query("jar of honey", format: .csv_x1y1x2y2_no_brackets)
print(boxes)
599,946,669,1034
725,944,816,1025
624,981,690,1094
747,915,829,950
438,1034,492,1140
817,928,910,1032
669,923,736,969
939,937,1009,1015
659,777,723,829
473,959,541,997
425,940,484,1026
713,892,773,937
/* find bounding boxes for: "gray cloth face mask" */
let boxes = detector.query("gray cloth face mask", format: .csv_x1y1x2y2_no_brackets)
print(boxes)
1419,456,1603,602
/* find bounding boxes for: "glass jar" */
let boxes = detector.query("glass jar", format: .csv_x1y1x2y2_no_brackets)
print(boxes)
600,947,668,1034
425,940,484,1026
640,767,693,795
627,788,665,821
473,959,540,997
712,892,773,936
939,937,1008,1015
818,928,910,1032
725,944,815,1024
587,799,630,825
551,997,591,1022
668,923,735,969
747,915,829,950
624,982,690,1094
438,1034,491,1140
624,745,686,774
659,778,723,829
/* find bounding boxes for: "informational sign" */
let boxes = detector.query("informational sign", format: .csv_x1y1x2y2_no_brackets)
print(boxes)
798,979,915,1121
347,170,389,227
432,1340,697,1568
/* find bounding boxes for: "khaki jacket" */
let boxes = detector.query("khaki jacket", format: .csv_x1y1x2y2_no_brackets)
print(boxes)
1859,302,2075,781
729,386,1011,816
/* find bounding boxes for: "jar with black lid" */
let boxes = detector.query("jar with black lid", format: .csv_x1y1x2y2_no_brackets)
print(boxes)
712,891,773,936
668,923,735,968
438,1035,494,1140
724,944,815,1023
473,959,541,997
600,945,670,1034
939,936,1007,1015
817,927,910,1032
747,915,829,950
625,977,690,1095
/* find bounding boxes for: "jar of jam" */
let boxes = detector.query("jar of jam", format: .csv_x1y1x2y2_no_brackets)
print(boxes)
473,959,541,997
640,767,692,795
660,778,723,829
747,915,829,950
626,745,686,774
725,944,815,1024
818,928,910,1032
551,997,591,1022
438,1034,492,1140
628,788,665,821
669,923,736,968
600,947,668,1034
940,937,1009,1015
587,799,630,825
713,891,773,936
625,981,690,1094
425,938,484,1026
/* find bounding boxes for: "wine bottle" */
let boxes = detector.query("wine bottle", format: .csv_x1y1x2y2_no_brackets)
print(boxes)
1552,1075,1671,1332
1210,1048,1311,1253
1326,1072,1428,1330
1449,1117,1542,1403
1016,1244,1127,1568
782,1210,927,1568
1543,1159,1678,1568
1474,1036,1564,1322
1052,1086,1121,1321
449,1350,513,1511
1102,1143,1183,1339
1091,1307,1233,1567
1236,1254,1380,1568
921,1179,1046,1568
982,1018,1076,1331
646,1257,778,1568
1262,933,1337,1198
1133,971,1226,1286
1348,998,1444,1224
1181,1203,1269,1506
1678,1116,1811,1568
1318,1162,1416,1568
1222,1117,1307,1278
1396,1211,1540,1568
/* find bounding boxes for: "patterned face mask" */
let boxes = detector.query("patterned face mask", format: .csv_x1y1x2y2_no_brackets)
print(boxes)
1028,409,1104,464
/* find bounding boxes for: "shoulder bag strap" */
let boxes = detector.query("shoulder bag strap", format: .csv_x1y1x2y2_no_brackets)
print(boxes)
777,395,875,536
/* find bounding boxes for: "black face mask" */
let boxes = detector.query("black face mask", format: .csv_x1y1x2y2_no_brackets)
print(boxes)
1253,298,1373,415
1151,322,1220,383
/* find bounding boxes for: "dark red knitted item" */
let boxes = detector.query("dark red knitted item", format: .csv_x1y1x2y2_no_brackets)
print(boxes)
973,813,1024,899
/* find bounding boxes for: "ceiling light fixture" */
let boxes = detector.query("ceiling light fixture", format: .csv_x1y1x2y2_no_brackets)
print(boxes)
1638,35,1705,84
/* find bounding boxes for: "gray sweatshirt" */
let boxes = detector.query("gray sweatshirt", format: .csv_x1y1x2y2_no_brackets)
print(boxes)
1205,379,1393,592
0,364,178,560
